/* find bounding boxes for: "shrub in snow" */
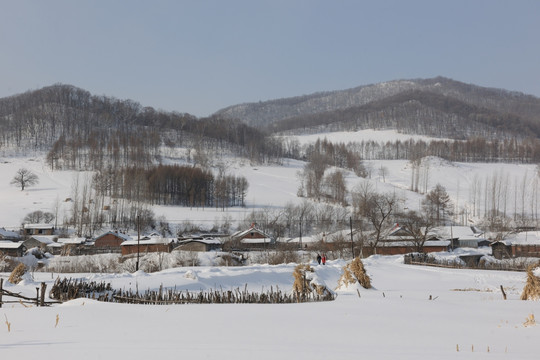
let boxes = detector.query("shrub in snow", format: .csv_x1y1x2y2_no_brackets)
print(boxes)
174,251,200,267
8,263,27,284
337,257,371,289
267,250,300,265
521,265,540,301
184,270,198,280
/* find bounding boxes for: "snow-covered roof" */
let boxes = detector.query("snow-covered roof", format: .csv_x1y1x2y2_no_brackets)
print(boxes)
23,223,54,229
428,226,483,239
57,237,87,245
96,231,132,241
376,240,450,247
492,231,540,246
280,236,317,244
28,235,56,244
0,227,20,238
241,237,273,244
178,238,222,245
0,240,25,249
121,237,175,246
231,227,272,240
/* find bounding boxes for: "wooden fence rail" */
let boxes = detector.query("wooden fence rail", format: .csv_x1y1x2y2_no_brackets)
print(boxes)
0,278,60,307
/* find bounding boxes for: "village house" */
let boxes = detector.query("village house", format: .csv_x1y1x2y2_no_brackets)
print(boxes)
120,235,175,256
94,231,132,248
175,237,222,252
0,227,21,241
427,226,488,249
361,224,450,256
229,225,274,249
23,235,58,252
22,223,55,236
490,231,540,260
49,237,88,255
0,240,26,257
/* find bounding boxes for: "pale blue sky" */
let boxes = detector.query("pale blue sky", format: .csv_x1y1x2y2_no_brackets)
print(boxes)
1,0,539,117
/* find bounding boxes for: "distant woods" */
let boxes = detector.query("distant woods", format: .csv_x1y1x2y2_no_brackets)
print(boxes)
92,165,248,208
0,84,281,168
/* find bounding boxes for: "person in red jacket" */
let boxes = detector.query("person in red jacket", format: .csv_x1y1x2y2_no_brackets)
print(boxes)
321,253,326,265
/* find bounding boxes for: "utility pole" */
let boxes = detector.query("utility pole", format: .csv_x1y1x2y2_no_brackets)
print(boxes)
136,215,140,271
299,216,302,250
350,216,354,259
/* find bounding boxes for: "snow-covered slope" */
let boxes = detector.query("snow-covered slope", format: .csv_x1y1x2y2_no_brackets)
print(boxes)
1,128,538,230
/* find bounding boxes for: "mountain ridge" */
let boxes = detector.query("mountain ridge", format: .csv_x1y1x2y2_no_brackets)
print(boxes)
214,76,540,129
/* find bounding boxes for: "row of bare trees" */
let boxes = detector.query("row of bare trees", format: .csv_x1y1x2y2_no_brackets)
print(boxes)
346,137,540,163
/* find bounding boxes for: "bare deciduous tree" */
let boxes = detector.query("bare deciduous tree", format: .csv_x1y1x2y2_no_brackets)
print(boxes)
398,210,436,253
10,168,39,191
23,210,55,224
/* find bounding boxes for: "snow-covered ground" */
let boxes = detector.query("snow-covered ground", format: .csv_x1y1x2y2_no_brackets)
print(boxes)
1,255,539,359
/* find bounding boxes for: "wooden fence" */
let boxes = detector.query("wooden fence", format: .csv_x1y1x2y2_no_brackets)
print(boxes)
49,278,336,305
0,278,60,307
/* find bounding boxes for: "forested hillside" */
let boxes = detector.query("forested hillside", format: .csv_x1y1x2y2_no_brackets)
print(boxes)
0,84,280,167
215,76,540,128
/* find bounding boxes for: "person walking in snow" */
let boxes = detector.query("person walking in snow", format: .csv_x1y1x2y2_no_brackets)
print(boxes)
316,254,322,265
322,254,326,265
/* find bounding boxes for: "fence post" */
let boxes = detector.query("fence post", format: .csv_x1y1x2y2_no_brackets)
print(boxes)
0,278,3,308
40,282,47,306
36,287,40,306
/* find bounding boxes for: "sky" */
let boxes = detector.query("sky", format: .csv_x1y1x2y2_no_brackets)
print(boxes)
1,0,539,117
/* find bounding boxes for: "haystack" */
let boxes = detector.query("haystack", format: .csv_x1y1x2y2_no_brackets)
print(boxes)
293,264,314,293
337,257,371,289
8,263,27,284
292,263,333,298
521,265,540,300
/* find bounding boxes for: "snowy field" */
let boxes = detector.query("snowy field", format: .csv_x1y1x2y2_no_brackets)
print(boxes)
1,255,539,359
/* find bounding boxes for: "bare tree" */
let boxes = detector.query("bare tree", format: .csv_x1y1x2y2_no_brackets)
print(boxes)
322,170,347,205
23,210,55,224
363,192,398,251
10,168,39,191
378,165,388,183
398,210,436,253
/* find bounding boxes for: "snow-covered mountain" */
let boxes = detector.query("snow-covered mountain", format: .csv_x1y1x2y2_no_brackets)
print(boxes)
214,76,540,130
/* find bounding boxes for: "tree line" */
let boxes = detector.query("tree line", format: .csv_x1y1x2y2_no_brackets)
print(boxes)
348,136,540,163
92,165,248,208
